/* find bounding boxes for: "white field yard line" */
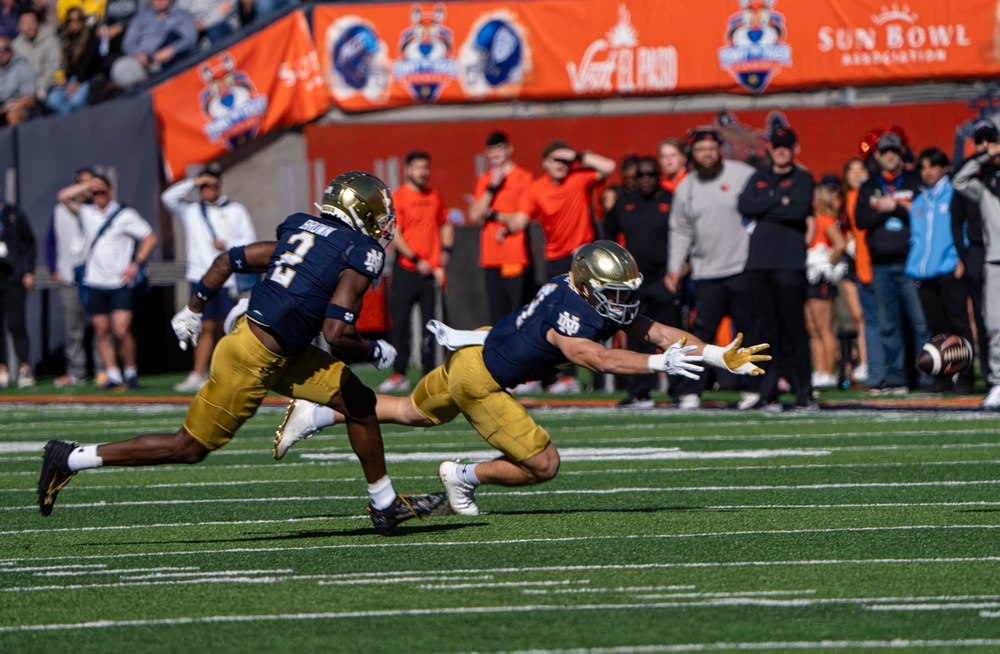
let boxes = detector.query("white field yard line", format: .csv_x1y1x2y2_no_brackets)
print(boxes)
471,640,1000,653
3,455,999,480
6,530,1000,566
3,601,1000,639
5,500,1000,537
5,477,1000,512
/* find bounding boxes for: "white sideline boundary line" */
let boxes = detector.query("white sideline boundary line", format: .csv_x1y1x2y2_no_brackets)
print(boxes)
472,640,1000,652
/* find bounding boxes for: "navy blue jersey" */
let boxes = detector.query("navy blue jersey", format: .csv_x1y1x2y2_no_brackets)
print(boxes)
482,275,620,388
247,213,385,352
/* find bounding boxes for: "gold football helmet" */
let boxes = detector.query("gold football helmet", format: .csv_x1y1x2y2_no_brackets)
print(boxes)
318,171,395,247
570,240,643,325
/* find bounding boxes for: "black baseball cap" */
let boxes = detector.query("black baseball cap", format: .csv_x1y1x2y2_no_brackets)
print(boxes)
200,162,223,180
877,132,903,153
974,120,998,144
770,126,797,148
689,127,722,146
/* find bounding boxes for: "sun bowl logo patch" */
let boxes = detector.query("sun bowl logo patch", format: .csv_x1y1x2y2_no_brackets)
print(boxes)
393,3,459,102
459,10,530,97
199,53,268,149
717,0,792,93
326,16,391,104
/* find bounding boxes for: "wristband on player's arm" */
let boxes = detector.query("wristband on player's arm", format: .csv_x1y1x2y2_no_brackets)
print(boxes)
192,280,219,304
366,339,381,362
228,246,250,272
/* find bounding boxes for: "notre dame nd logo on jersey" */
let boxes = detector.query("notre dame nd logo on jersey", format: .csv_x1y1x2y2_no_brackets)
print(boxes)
556,311,581,336
364,248,384,275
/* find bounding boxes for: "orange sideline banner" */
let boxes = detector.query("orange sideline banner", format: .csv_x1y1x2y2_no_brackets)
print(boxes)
153,11,331,180
313,0,1000,110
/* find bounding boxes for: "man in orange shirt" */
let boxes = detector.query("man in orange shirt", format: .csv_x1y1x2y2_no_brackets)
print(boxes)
468,131,534,324
379,151,454,393
504,140,615,393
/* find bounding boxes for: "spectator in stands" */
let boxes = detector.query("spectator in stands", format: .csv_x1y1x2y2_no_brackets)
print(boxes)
0,0,23,41
666,127,756,410
952,120,995,387
658,137,688,193
56,173,157,390
839,157,871,385
178,0,234,44
805,175,847,391
855,131,930,394
110,0,196,89
0,191,36,388
235,0,288,28
45,7,98,113
907,147,975,394
161,162,256,392
0,33,36,124
13,9,60,106
738,126,816,412
48,168,104,387
953,134,1000,409
603,155,684,408
379,150,452,393
619,154,639,193
468,131,533,325
503,140,616,393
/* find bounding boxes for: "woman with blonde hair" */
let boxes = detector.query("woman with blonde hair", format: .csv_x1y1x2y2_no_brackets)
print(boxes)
805,175,848,388
46,7,99,114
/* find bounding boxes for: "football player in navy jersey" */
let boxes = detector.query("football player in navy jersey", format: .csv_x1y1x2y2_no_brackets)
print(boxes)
272,240,770,517
37,171,445,535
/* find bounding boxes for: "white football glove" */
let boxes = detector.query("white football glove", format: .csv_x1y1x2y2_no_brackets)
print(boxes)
171,306,203,352
648,337,704,380
369,339,397,370
702,333,770,376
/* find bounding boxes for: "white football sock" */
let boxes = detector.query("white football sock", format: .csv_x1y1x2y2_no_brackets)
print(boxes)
106,367,122,385
368,475,397,510
67,445,103,472
312,405,335,430
456,463,480,486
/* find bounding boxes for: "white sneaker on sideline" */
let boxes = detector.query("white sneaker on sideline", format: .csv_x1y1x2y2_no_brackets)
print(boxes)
811,371,838,389
737,392,761,411
678,394,701,410
174,372,206,392
273,399,324,460
438,461,479,516
17,370,35,388
850,364,868,384
983,385,1000,410
548,376,582,394
510,380,543,394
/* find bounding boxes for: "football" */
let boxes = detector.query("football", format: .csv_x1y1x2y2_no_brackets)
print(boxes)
916,334,973,376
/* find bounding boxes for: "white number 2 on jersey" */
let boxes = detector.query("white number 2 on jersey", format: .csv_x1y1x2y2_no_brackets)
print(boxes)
269,232,315,288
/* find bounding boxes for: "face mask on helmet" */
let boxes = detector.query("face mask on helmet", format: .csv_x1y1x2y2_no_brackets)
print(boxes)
571,241,643,325
316,171,396,247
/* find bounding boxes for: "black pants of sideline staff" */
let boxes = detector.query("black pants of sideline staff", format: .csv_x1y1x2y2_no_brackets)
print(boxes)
961,243,992,383
917,270,976,388
620,280,684,400
747,269,812,407
0,276,30,367
389,261,442,377
671,273,756,399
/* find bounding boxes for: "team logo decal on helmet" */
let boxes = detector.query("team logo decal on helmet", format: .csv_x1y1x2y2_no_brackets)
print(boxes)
318,171,396,247
570,240,643,325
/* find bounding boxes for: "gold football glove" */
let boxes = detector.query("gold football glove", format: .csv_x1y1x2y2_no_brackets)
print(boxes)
702,332,771,376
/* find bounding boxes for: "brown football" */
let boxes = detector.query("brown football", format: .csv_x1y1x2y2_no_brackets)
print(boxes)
916,334,973,376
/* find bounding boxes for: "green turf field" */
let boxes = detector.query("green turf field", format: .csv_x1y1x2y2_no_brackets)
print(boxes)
2,400,1000,653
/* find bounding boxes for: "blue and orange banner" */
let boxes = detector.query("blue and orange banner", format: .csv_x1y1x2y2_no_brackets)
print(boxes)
312,0,1000,110
152,11,331,180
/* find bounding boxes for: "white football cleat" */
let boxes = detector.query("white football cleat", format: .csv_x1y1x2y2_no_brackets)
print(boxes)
273,399,325,460
983,385,1000,411
438,461,479,516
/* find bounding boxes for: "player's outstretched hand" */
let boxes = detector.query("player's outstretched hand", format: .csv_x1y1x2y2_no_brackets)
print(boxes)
370,339,397,370
171,306,203,351
648,336,704,380
703,332,770,376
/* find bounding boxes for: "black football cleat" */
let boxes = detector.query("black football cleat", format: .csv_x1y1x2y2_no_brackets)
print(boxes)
38,440,78,516
368,492,447,536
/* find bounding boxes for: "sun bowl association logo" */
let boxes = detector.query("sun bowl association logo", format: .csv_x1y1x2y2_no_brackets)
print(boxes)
458,10,530,97
199,53,268,149
718,0,792,93
393,4,459,102
326,16,391,104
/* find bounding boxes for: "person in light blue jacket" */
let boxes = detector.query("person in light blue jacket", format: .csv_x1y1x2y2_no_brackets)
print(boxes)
907,147,975,394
